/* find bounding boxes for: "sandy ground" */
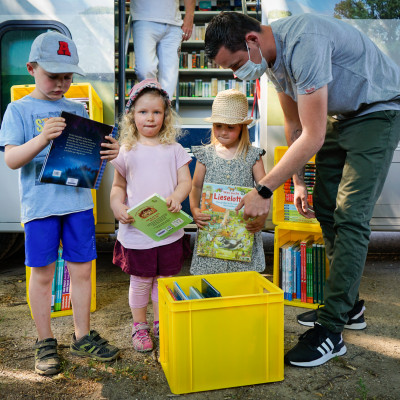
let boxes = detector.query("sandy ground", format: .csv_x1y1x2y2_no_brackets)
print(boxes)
0,231,399,400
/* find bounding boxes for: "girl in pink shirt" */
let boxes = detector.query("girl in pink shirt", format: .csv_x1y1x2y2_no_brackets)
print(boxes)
110,79,191,352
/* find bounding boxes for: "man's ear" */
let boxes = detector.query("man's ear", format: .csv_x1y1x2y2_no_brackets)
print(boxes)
244,32,260,45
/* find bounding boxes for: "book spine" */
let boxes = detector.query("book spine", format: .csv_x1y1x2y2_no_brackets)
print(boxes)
312,243,318,304
286,244,292,301
292,246,297,300
54,257,64,312
300,241,307,303
94,125,118,189
61,262,71,311
306,244,314,303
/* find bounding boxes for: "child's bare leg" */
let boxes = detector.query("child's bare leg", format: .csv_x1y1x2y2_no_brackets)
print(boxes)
29,263,55,340
131,306,147,322
68,260,92,340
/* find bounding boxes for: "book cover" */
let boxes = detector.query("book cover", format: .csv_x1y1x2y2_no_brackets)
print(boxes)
173,281,189,301
201,278,222,298
189,286,204,299
54,251,64,312
61,261,71,311
166,286,177,301
39,111,117,189
196,182,254,262
127,193,193,242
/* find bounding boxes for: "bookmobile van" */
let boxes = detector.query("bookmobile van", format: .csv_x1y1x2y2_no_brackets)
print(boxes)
0,0,399,259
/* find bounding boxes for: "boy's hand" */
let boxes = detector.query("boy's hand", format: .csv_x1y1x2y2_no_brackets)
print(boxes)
192,207,211,229
165,195,182,213
101,136,120,160
41,117,66,145
112,203,134,224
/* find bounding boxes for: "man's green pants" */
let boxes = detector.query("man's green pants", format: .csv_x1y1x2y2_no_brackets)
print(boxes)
314,110,400,333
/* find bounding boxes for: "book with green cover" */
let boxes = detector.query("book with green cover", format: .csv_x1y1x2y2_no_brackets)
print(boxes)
127,193,193,242
196,182,254,262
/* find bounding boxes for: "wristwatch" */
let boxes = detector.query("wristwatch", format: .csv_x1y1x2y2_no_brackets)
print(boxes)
255,184,273,199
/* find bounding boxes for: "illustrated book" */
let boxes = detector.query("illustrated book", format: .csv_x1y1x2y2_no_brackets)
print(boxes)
196,182,254,262
39,111,117,189
127,193,193,242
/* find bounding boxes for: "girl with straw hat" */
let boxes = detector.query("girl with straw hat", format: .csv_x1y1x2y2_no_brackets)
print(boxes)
189,89,267,274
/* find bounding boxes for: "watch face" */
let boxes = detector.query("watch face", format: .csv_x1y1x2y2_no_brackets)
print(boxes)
256,184,272,199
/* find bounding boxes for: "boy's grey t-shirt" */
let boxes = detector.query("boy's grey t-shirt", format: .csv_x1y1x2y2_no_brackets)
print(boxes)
266,14,400,119
0,96,93,223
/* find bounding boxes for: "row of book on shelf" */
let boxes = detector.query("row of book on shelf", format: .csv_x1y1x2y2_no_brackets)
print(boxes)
51,246,71,312
283,162,317,224
178,79,255,98
178,0,258,11
279,237,327,304
179,50,220,69
167,278,222,301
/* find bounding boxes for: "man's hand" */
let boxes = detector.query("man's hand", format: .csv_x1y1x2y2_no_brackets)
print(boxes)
191,207,211,229
236,188,271,220
293,181,315,219
101,136,119,161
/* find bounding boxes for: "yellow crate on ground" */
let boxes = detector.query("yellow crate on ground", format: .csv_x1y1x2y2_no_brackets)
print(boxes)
12,83,102,318
158,271,284,395
25,260,96,318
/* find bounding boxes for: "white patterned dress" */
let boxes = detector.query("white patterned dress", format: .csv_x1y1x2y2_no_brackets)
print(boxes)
190,145,266,275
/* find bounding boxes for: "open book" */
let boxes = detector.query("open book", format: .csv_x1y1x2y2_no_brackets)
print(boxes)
197,183,254,262
127,193,193,241
39,111,117,189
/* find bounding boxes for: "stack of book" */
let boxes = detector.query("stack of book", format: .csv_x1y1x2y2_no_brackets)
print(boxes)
279,237,327,304
51,246,71,312
283,163,317,223
166,278,222,301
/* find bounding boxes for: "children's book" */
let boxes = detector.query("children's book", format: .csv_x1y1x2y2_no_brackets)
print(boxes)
189,286,204,299
127,193,193,242
201,278,222,298
39,111,117,189
196,182,254,262
173,281,189,301
166,286,178,301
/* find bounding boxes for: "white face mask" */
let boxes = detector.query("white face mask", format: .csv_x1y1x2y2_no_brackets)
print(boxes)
234,42,268,81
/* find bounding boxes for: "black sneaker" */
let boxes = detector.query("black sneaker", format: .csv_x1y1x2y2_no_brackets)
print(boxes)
70,330,120,362
297,300,367,330
34,338,61,375
285,323,347,367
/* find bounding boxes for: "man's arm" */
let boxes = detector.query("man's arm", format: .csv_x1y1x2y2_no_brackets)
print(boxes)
237,85,328,219
181,0,195,41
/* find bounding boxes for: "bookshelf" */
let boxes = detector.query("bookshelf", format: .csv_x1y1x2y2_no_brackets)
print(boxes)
272,146,329,309
11,83,100,318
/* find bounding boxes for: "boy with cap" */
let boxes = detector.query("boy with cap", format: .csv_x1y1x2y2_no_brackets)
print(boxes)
0,31,120,375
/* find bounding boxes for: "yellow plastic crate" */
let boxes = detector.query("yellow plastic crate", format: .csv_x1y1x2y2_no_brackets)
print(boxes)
25,260,97,318
158,271,284,394
273,225,329,309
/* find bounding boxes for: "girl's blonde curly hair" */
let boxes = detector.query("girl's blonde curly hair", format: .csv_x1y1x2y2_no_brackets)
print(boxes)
118,89,182,150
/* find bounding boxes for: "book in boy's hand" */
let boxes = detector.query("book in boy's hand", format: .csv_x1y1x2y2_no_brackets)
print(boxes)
197,182,254,262
39,111,117,189
127,193,193,242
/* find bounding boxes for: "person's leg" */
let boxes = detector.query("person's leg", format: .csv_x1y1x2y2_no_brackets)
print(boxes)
156,24,182,99
129,275,154,352
67,261,92,340
63,210,120,361
318,110,400,333
25,216,62,375
132,20,164,81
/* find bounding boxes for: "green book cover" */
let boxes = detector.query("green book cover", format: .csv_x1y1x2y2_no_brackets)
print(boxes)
196,182,254,262
127,193,193,242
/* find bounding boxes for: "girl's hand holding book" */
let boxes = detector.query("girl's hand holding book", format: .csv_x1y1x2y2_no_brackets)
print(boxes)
192,207,211,230
245,215,267,234
112,203,134,225
165,195,182,213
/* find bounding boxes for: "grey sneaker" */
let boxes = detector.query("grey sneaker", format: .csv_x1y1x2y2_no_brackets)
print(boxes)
70,330,120,362
297,300,367,330
34,338,61,375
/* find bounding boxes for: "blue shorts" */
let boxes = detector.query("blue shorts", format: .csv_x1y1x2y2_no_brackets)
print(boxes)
25,209,96,268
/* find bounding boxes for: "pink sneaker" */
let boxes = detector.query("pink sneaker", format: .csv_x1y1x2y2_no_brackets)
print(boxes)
132,322,153,352
153,321,159,339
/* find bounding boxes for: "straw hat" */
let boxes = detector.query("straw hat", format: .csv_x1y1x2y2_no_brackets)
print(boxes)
205,89,253,125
